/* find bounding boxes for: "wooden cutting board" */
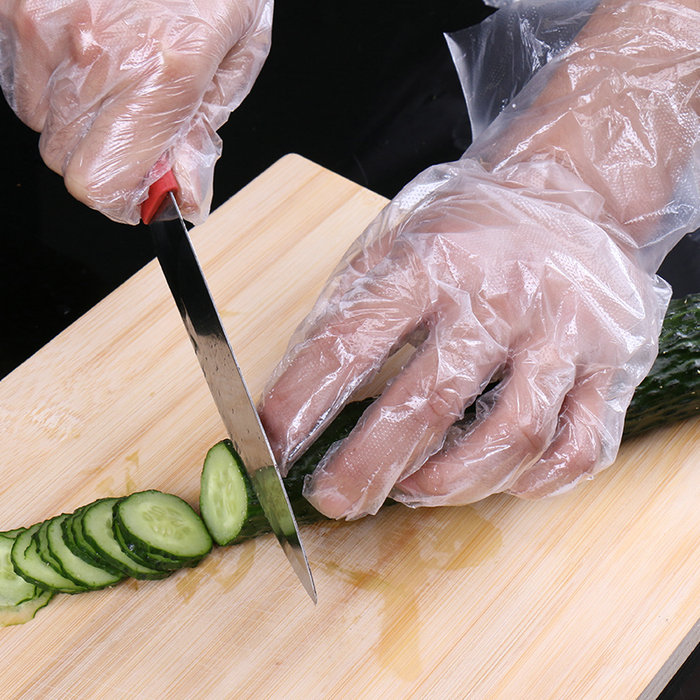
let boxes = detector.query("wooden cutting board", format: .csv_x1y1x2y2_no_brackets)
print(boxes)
1,154,697,699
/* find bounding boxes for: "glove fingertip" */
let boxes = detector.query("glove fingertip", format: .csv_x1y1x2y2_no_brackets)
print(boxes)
303,472,359,521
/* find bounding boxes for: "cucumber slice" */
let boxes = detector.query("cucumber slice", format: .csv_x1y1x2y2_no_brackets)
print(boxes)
61,506,87,566
0,588,54,627
1,528,26,538
200,440,252,546
112,521,196,571
60,507,98,566
66,503,123,576
80,499,169,581
0,534,38,606
114,491,212,562
33,518,66,575
46,514,124,590
11,524,85,594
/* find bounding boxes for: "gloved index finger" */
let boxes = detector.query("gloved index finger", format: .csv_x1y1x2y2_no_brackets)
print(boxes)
260,247,429,473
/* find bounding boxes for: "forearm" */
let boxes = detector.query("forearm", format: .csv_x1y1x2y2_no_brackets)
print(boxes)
471,0,699,265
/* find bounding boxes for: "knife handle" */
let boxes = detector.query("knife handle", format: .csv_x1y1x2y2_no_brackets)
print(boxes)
141,169,179,225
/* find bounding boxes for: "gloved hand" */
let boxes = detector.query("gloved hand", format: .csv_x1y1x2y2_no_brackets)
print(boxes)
260,0,699,520
0,0,273,224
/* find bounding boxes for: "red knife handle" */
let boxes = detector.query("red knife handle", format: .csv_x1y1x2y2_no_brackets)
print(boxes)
141,169,178,225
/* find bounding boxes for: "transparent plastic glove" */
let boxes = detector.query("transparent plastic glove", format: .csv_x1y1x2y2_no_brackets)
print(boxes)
260,0,699,520
0,0,273,224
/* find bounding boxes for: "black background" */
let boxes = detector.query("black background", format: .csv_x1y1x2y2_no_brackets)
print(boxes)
0,2,697,694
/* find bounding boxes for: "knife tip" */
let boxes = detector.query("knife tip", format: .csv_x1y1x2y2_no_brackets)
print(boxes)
281,538,317,604
297,559,318,605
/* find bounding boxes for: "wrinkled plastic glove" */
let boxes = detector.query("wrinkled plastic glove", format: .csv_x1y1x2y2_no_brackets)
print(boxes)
260,0,699,520
0,0,273,224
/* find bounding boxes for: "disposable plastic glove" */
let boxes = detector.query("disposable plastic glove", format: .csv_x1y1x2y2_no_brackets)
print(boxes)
0,0,273,224
260,0,699,520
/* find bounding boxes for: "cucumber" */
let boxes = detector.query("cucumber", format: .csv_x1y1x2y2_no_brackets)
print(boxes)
11,524,85,594
623,292,700,437
1,528,26,538
80,498,170,581
33,518,66,576
113,491,212,564
0,534,38,606
0,588,54,627
64,503,123,576
59,510,82,557
46,514,124,590
112,520,196,572
200,440,254,545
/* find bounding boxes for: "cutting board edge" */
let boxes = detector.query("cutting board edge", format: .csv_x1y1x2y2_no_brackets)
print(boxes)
639,617,700,700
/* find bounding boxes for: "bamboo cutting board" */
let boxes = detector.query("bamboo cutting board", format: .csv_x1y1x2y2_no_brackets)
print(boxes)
0,154,698,699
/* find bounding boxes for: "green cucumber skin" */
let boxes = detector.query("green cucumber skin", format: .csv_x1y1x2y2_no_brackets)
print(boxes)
228,293,700,543
623,293,700,437
33,519,66,576
1,528,26,539
62,505,124,577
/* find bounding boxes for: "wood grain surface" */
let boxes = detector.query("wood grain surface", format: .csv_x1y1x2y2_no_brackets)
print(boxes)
1,154,698,699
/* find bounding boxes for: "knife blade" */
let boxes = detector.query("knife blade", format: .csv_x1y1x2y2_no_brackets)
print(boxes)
142,171,316,603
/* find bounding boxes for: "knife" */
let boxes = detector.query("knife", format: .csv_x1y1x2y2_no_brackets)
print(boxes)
141,170,317,603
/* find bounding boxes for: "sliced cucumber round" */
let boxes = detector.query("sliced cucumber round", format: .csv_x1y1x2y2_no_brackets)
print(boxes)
114,491,212,563
66,503,123,576
1,527,26,539
11,524,86,594
46,514,124,590
81,499,170,581
200,440,252,546
0,534,38,606
111,519,196,571
61,507,102,568
33,518,66,575
0,588,54,627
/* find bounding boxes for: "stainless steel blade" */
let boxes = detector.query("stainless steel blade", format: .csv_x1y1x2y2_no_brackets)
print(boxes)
150,192,316,603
